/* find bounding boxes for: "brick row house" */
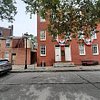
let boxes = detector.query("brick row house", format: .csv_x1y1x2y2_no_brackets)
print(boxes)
0,26,13,61
11,36,36,65
0,26,37,65
37,16,100,66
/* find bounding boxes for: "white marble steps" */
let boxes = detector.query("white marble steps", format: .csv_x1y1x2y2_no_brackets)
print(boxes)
53,62,75,67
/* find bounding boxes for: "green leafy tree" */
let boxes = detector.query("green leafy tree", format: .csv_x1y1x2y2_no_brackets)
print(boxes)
1,0,100,41
24,33,36,43
23,0,100,41
0,0,17,22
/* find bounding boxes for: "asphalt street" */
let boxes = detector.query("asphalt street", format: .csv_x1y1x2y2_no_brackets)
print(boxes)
0,71,100,100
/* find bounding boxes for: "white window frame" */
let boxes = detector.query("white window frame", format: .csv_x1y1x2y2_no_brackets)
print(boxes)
79,44,86,55
92,44,99,55
40,30,46,41
40,45,46,56
6,39,11,48
4,52,9,60
91,32,97,39
40,17,46,22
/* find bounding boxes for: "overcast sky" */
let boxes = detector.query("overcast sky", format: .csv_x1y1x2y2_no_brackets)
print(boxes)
0,0,37,36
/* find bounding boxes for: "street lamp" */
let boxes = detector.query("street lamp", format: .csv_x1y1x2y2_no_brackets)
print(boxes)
25,36,27,69
23,33,28,69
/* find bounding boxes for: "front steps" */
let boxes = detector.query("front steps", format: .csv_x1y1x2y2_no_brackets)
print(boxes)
53,62,75,67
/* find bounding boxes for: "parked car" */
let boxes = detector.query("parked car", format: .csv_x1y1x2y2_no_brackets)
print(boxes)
0,59,12,74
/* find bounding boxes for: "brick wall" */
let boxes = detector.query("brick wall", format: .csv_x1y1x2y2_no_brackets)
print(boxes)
37,16,100,66
12,48,31,65
0,38,31,65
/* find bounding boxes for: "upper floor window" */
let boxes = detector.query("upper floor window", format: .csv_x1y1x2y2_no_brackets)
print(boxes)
0,30,3,37
79,44,85,55
0,40,1,48
40,17,46,22
40,45,46,56
40,30,46,41
6,39,11,48
92,44,99,55
91,32,97,39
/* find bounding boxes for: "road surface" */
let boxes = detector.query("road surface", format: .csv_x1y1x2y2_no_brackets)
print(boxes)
0,71,100,100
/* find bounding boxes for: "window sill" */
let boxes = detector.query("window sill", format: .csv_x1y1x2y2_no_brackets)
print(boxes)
40,39,46,41
40,55,46,57
79,54,86,56
93,53,99,56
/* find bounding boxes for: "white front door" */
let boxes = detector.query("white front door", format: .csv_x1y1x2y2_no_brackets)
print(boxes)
55,47,61,61
65,46,71,61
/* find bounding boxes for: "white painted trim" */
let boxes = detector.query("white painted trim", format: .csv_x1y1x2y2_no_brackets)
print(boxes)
92,44,99,55
65,46,72,61
40,30,46,41
92,32,97,40
55,46,61,61
40,45,46,56
79,44,86,55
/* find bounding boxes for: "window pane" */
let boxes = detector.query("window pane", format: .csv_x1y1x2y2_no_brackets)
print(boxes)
92,44,98,55
40,31,46,40
40,45,46,56
91,32,97,39
4,52,9,60
0,30,3,37
6,39,11,47
79,44,85,55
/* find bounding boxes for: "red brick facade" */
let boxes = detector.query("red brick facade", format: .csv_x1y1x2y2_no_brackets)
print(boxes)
0,27,37,65
11,48,31,65
0,38,31,65
37,16,100,66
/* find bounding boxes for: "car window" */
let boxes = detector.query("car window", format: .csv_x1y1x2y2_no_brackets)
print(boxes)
0,61,8,65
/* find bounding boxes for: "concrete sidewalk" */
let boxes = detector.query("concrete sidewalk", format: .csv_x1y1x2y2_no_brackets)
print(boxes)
11,64,100,72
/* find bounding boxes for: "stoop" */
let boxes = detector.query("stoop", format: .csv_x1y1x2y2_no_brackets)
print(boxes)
53,62,75,67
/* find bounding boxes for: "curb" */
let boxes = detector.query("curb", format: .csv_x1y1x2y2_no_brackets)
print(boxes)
11,69,100,73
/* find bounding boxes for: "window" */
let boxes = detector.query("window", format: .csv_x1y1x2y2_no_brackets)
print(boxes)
0,40,1,48
6,39,11,47
40,31,46,40
40,45,46,56
40,17,46,22
0,30,3,37
91,32,97,39
4,52,9,60
92,44,99,55
78,31,84,40
79,44,85,55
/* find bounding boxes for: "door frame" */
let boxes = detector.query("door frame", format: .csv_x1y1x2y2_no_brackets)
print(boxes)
65,45,72,61
55,45,61,62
